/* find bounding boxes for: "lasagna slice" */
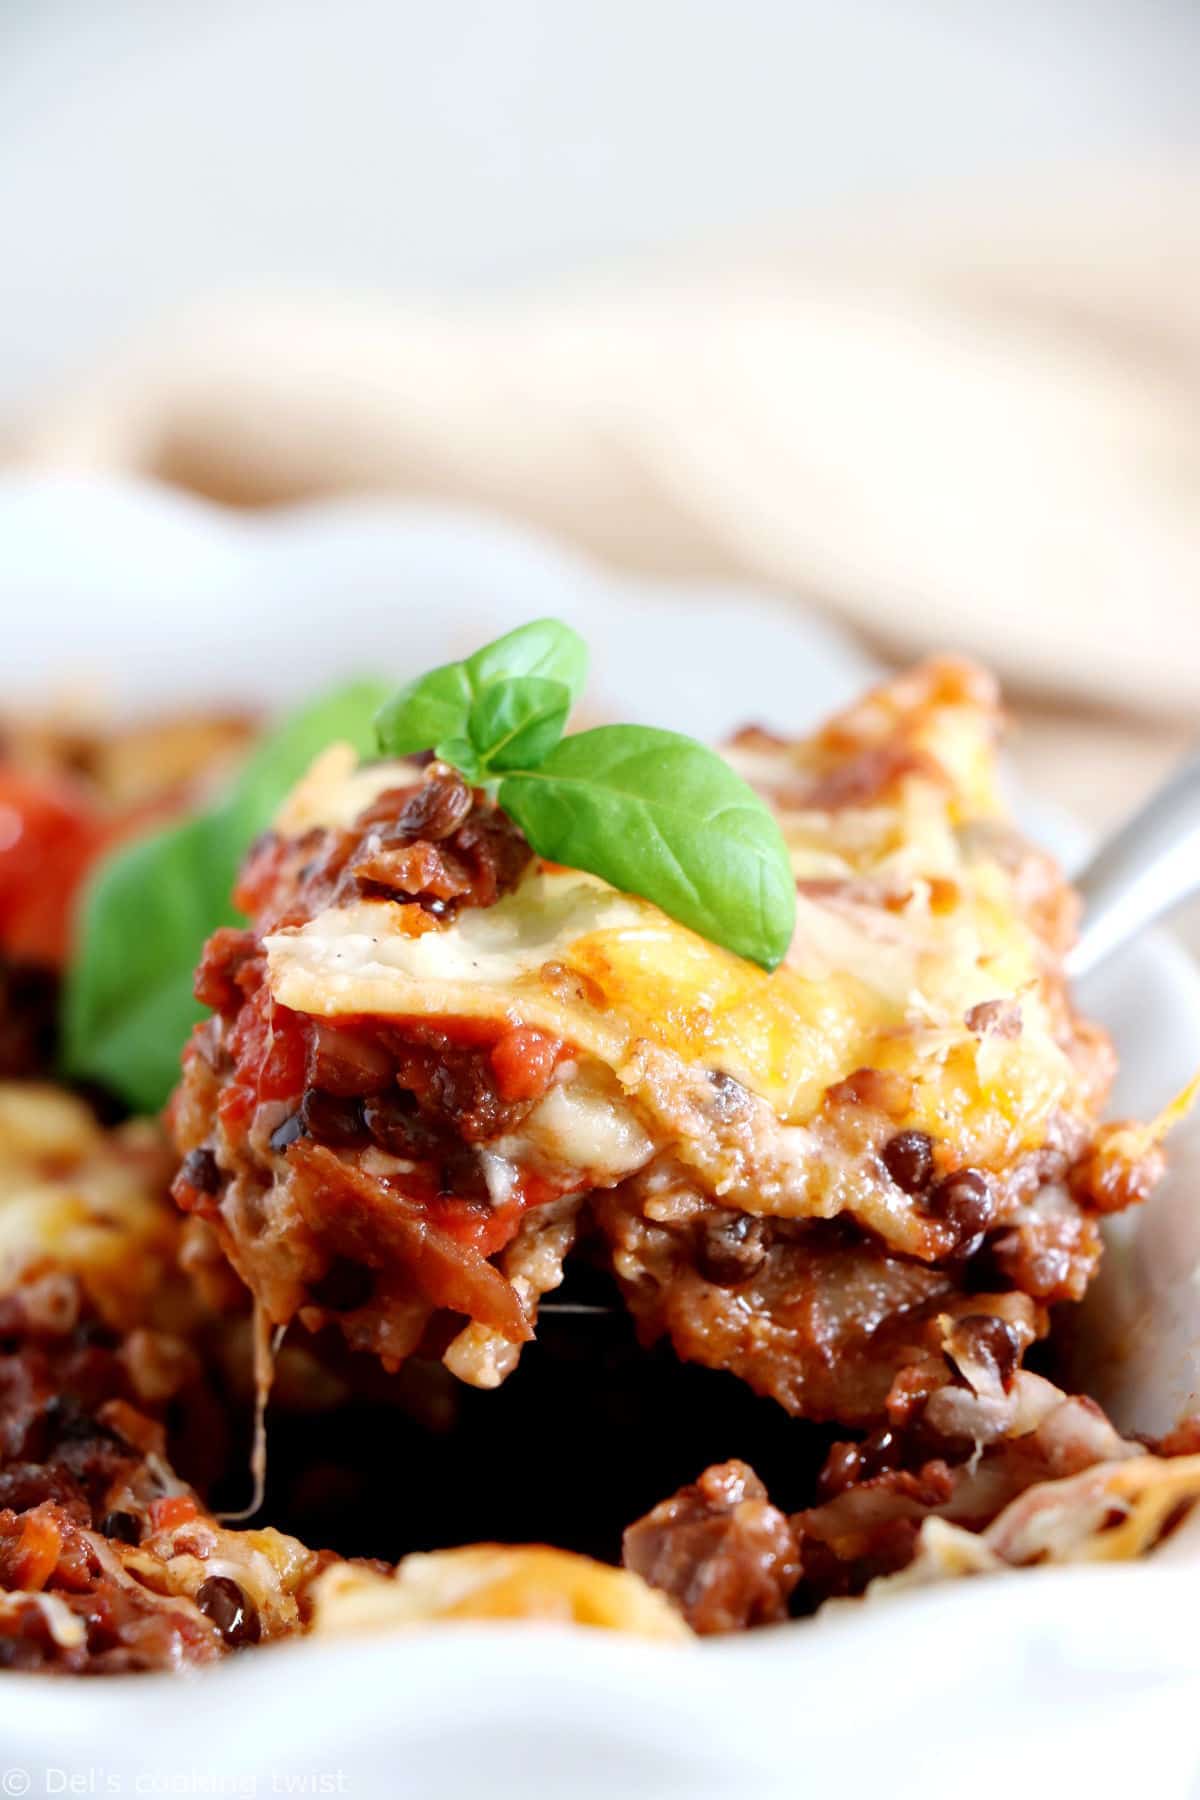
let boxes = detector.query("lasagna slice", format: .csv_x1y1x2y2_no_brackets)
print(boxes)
170,660,1158,1425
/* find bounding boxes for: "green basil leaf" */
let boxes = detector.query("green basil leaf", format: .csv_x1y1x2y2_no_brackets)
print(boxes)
373,663,473,760
433,736,485,784
374,618,587,759
464,618,587,703
498,725,796,970
468,676,571,773
63,811,237,1116
62,679,389,1113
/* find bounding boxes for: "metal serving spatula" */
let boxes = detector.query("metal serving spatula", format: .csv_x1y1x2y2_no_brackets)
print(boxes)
1069,749,1200,980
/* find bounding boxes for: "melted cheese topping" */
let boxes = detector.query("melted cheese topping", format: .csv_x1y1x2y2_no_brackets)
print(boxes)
264,661,1097,1223
268,866,1064,1133
267,830,1079,1145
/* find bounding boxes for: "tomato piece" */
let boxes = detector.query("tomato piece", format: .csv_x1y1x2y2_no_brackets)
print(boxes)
9,1510,62,1589
0,767,107,965
219,986,311,1140
257,1003,311,1102
148,1494,198,1532
490,1027,563,1102
429,1195,524,1257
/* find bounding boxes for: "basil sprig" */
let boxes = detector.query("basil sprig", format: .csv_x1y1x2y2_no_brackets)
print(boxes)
374,619,587,770
62,680,390,1112
376,619,796,970
63,620,796,1116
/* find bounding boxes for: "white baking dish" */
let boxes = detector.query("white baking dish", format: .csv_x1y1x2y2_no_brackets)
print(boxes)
0,476,1196,1798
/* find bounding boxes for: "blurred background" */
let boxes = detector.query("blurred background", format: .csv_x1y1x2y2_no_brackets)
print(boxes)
3,0,1199,841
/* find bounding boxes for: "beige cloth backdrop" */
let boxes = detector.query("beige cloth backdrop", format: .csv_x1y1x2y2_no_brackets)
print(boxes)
12,164,1200,839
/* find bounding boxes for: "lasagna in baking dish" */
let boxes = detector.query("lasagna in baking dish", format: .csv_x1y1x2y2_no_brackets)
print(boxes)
0,1081,678,1668
0,1073,1191,1664
2,642,1199,1672
170,659,1156,1433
